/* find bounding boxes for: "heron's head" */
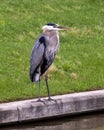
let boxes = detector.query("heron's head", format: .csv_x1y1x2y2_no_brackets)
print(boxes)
42,23,70,32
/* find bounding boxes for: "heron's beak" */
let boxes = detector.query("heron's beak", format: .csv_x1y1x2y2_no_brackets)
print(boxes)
57,26,71,30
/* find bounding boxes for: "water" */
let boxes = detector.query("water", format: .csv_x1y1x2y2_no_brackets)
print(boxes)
1,112,104,130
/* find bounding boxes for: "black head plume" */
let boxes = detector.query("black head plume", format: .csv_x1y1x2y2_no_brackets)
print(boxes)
46,23,57,27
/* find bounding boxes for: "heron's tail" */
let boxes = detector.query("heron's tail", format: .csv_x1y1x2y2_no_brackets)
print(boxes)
30,71,40,82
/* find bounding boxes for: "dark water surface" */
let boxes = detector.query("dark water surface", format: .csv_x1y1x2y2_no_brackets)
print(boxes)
1,112,104,130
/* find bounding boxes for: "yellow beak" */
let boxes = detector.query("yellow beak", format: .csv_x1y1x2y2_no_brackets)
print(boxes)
57,26,71,30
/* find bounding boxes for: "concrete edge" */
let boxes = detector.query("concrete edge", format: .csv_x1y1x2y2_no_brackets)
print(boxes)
0,90,104,125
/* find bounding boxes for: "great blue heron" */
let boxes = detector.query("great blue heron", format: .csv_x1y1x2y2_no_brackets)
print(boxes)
30,23,70,101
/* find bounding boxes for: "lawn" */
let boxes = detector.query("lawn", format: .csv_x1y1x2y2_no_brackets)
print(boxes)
0,0,104,102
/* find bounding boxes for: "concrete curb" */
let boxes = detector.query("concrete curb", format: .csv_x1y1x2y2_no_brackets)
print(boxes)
0,90,104,125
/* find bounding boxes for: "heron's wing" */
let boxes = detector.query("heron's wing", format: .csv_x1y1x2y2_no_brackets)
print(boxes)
41,47,56,75
30,36,45,81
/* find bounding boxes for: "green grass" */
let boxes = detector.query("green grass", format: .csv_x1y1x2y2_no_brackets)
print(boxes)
0,0,104,102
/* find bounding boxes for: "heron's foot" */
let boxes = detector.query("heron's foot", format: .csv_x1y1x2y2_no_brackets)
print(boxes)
48,97,53,101
46,97,55,102
37,98,44,102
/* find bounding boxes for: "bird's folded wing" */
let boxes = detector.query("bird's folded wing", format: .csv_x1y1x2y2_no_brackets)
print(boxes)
30,40,45,77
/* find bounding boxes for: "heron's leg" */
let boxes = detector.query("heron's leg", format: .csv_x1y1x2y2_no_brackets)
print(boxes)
38,79,41,99
37,79,42,102
45,73,52,100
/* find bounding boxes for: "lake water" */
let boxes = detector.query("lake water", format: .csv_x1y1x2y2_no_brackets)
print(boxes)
1,111,104,130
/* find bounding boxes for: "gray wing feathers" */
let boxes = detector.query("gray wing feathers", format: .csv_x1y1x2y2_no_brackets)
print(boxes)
30,40,45,81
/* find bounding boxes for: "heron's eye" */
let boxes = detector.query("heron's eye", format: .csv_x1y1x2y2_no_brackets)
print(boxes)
53,25,57,28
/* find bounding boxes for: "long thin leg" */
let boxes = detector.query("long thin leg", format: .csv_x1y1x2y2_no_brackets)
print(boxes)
37,79,46,103
37,79,42,101
45,74,51,100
